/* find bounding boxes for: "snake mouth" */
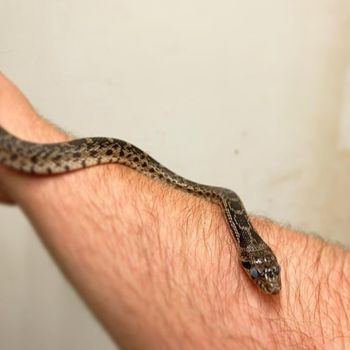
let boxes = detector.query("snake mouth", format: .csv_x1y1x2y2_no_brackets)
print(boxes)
268,283,281,295
259,279,281,295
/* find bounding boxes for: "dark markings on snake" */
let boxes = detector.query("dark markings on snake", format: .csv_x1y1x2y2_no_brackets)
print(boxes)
229,200,243,211
234,213,250,229
249,229,265,244
72,139,90,147
238,231,250,249
53,155,62,162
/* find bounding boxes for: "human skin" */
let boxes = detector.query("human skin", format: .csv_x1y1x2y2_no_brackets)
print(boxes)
0,73,349,349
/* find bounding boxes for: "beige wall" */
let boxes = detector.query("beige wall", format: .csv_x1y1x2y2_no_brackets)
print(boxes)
1,1,350,349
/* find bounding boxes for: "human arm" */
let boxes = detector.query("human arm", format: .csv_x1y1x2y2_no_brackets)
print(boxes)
0,73,349,349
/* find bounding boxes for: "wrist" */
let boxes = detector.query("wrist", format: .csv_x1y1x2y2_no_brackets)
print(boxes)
251,216,350,348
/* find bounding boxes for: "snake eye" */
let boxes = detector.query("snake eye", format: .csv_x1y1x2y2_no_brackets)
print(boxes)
242,261,251,270
250,267,259,280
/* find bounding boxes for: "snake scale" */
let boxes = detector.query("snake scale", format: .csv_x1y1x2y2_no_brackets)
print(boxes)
0,127,281,294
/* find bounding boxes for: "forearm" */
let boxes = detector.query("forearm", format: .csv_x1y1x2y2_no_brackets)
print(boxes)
1,73,349,349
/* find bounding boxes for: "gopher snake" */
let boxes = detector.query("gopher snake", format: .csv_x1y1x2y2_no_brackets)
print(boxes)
0,127,281,294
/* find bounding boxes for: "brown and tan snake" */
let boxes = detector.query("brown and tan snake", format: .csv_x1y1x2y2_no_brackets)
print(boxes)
0,127,281,294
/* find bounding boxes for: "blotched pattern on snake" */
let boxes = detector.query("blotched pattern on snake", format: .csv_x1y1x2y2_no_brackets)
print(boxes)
0,127,281,294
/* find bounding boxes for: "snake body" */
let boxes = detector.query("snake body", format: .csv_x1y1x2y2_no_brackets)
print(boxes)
0,127,281,294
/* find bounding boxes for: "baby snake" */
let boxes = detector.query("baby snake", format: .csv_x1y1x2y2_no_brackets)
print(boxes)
0,127,281,294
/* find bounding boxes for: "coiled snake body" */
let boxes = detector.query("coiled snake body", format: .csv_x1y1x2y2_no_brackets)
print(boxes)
0,127,281,294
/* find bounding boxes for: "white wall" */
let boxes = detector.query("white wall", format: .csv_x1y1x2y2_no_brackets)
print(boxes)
1,1,349,349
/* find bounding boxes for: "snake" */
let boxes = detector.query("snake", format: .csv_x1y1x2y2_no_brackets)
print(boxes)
0,127,281,294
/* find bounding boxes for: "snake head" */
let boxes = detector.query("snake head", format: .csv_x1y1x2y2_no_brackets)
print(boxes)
241,252,281,295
